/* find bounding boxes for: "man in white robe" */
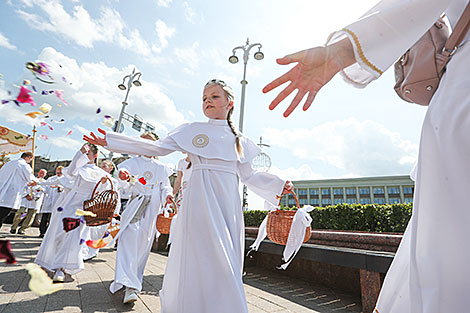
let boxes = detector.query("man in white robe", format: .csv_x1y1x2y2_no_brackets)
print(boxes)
110,132,173,304
38,166,64,238
10,168,47,234
0,152,37,228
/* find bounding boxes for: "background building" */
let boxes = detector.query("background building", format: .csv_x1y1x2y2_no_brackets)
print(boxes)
282,175,414,207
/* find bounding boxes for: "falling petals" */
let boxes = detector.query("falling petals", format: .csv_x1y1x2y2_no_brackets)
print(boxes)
25,111,44,119
16,86,36,106
25,263,63,296
38,134,48,141
104,115,112,119
23,79,31,85
54,90,68,105
41,90,48,95
96,108,101,114
101,117,115,128
1,100,9,104
0,240,16,264
66,130,72,136
79,239,85,245
57,207,64,212
138,177,147,185
39,103,52,114
86,236,112,249
62,217,81,232
32,85,37,92
75,209,96,217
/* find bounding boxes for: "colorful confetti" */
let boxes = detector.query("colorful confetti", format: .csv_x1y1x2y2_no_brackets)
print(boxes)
1,100,9,104
138,177,147,185
57,207,64,212
39,103,52,114
54,90,68,105
0,240,16,264
25,111,44,119
38,134,48,141
25,263,63,296
66,130,72,136
23,79,31,85
16,86,37,106
79,239,85,245
104,115,112,119
96,108,101,114
75,209,97,217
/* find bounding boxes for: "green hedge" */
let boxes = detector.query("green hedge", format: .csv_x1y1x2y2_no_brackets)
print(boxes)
244,203,412,233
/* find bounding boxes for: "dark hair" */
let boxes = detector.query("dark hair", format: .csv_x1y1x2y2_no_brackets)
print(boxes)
21,152,33,159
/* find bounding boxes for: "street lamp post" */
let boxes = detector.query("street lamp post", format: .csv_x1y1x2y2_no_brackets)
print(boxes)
229,38,264,208
108,68,142,160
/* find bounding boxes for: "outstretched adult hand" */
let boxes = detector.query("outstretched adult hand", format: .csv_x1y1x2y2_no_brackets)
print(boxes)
83,128,107,147
263,39,354,117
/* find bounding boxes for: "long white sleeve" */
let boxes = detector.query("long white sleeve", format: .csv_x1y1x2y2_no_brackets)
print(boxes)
326,0,454,87
65,150,90,177
237,162,286,206
106,132,180,157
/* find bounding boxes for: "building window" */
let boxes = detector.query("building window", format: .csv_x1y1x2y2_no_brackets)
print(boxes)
310,189,319,195
299,198,308,205
288,198,296,205
373,187,384,194
280,198,286,206
359,188,370,195
346,198,357,204
298,189,307,196
322,198,332,206
321,188,331,195
334,198,344,205
389,197,401,204
360,198,372,204
310,198,319,205
403,187,413,194
404,197,413,203
346,188,356,195
388,187,400,195
374,198,386,204
333,188,343,195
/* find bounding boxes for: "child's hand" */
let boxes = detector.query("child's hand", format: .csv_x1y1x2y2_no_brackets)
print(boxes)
83,128,107,147
282,180,294,194
166,194,174,206
118,169,130,181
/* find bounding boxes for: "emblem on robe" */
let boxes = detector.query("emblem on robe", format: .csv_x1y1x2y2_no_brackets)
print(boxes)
143,171,153,181
90,170,100,179
192,134,209,148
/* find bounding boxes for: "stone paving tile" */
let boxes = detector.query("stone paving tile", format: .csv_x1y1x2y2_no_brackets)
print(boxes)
0,225,362,313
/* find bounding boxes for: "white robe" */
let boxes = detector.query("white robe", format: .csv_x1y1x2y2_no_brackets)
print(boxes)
328,1,470,312
20,181,45,211
0,158,36,210
35,151,111,274
39,175,66,214
109,156,172,293
106,118,286,313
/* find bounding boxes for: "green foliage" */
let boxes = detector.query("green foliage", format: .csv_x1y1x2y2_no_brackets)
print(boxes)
244,203,412,233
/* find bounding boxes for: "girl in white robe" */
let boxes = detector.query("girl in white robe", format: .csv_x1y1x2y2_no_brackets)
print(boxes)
111,151,172,303
85,80,293,313
35,144,111,281
263,1,470,312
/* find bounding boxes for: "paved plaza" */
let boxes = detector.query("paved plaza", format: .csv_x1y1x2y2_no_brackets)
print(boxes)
0,225,362,313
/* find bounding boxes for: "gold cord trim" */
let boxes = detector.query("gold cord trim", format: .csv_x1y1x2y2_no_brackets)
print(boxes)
374,308,380,313
342,28,383,76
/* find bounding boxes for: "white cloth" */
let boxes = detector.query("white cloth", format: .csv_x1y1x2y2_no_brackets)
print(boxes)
279,205,313,270
109,156,172,293
248,201,278,253
329,1,470,312
0,158,36,209
106,118,286,313
35,150,111,274
39,175,64,213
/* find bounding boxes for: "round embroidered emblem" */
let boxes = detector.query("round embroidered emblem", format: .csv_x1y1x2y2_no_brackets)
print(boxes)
0,127,9,136
90,171,100,179
192,134,209,148
143,171,153,181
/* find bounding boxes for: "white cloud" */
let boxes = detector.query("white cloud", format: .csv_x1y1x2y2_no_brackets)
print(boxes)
49,136,82,151
0,33,17,50
174,42,200,75
157,0,173,7
183,2,204,24
16,0,154,56
262,117,418,176
153,19,176,53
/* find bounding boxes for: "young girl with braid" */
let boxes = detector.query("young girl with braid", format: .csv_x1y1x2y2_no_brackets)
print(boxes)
84,79,293,313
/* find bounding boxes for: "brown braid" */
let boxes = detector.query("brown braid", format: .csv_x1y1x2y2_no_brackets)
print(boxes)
226,107,244,157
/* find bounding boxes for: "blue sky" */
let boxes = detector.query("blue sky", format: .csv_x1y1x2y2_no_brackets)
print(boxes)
0,0,427,206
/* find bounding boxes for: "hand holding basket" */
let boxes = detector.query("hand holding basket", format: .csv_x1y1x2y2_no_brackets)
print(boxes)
156,199,177,234
83,176,118,226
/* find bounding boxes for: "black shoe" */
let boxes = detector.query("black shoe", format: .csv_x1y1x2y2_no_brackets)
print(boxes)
17,229,25,235
39,234,44,238
10,229,16,234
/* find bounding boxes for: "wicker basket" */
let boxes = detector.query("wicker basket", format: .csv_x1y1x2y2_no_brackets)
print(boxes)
266,191,311,245
83,177,118,226
156,200,177,234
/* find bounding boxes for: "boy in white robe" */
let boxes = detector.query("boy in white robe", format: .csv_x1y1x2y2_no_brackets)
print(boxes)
38,166,65,238
110,132,173,304
10,168,47,234
0,152,37,228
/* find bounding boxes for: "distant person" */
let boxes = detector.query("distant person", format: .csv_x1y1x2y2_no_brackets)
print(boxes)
0,152,37,228
37,166,65,238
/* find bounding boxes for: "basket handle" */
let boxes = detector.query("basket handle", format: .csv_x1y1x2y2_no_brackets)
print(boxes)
90,176,114,199
164,199,178,214
276,190,300,209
